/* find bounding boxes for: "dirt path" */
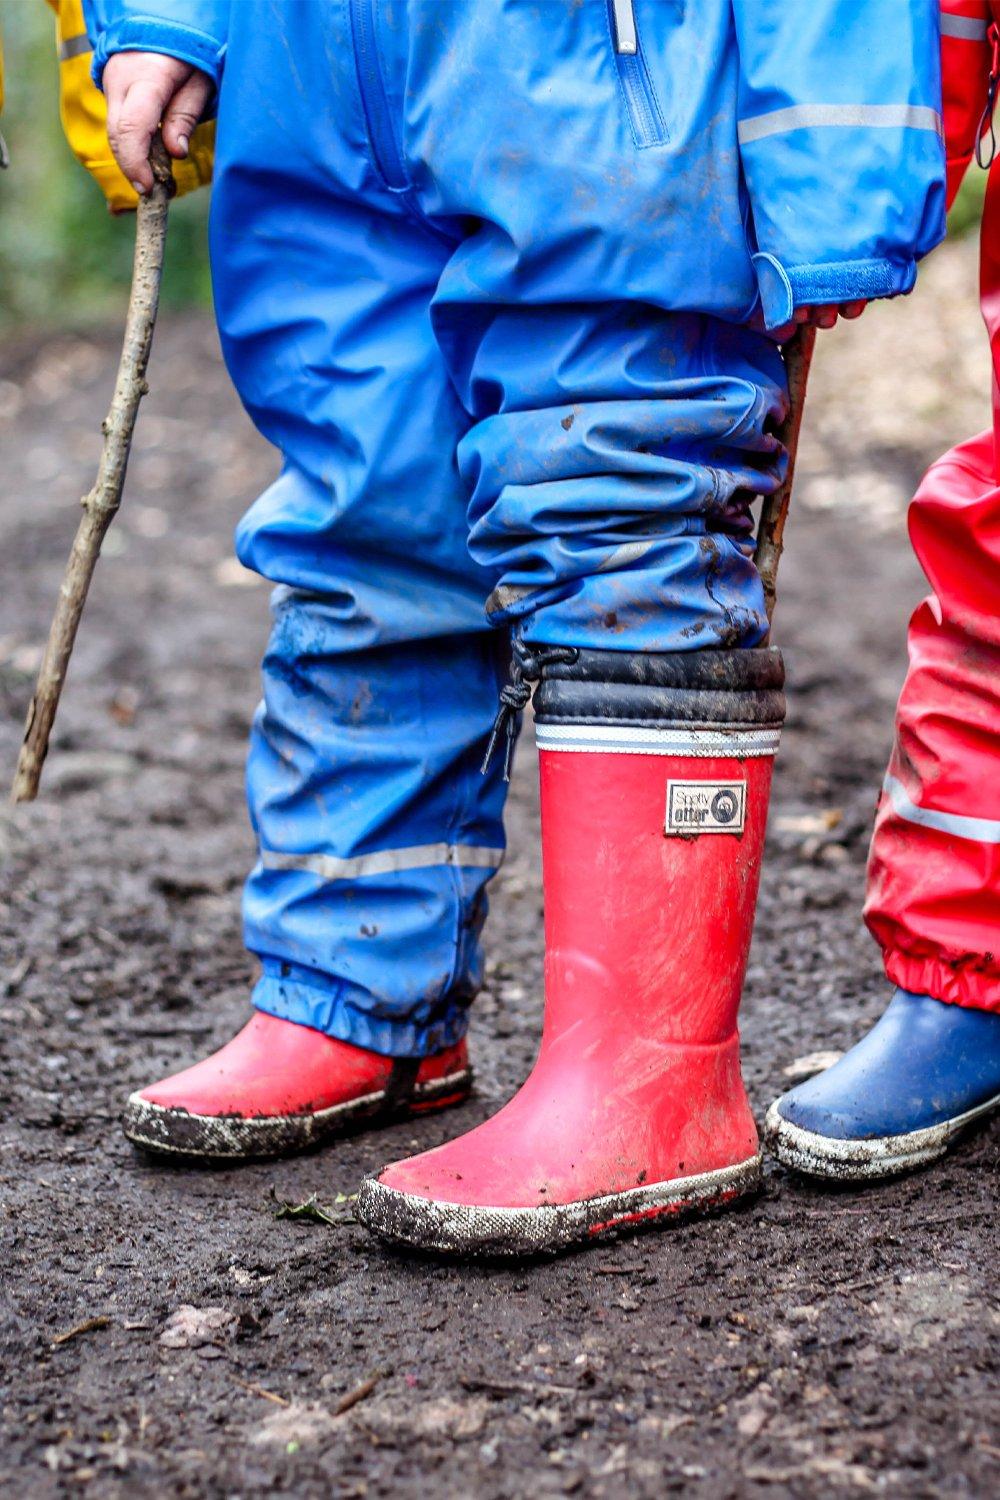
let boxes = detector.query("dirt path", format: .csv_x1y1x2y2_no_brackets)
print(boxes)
1,240,998,1497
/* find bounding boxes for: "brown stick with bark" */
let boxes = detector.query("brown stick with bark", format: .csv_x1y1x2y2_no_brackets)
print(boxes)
11,136,175,803
753,321,817,630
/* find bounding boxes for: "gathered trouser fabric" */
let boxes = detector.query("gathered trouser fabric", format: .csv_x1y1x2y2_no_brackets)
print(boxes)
210,2,786,1054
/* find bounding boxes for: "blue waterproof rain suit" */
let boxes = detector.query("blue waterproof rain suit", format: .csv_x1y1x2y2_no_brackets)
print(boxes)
85,0,946,1056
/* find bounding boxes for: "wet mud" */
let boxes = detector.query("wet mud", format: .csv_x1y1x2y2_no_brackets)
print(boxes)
2,252,998,1496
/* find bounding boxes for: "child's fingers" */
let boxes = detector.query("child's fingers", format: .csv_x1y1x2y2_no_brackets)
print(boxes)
162,72,213,159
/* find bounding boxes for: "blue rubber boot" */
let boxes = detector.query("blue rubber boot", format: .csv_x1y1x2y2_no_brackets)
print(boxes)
765,989,1000,1181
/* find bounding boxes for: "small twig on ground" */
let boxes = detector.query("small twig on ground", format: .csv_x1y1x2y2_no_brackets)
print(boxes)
10,135,174,803
51,1315,110,1347
1,956,32,998
335,1374,383,1416
233,1376,290,1408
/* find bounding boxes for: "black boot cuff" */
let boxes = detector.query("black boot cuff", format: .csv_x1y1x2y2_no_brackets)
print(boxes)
532,647,785,727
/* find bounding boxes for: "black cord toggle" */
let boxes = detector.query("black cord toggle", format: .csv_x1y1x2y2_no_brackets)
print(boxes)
481,643,577,782
977,23,1000,170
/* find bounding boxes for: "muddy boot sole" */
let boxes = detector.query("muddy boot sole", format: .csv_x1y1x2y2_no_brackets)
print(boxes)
354,1154,762,1259
121,1066,472,1162
764,1090,1000,1182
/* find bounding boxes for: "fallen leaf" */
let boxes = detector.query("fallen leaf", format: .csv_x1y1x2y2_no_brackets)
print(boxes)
273,1193,338,1226
159,1305,237,1350
781,1049,842,1082
249,1403,340,1448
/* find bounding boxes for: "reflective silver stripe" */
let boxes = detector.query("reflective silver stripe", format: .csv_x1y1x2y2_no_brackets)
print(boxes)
737,103,943,146
612,0,637,55
883,775,1000,845
261,843,505,882
535,724,781,757
941,14,990,42
595,538,658,573
58,33,92,61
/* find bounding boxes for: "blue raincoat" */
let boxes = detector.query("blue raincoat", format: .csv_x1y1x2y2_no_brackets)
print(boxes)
85,0,945,1055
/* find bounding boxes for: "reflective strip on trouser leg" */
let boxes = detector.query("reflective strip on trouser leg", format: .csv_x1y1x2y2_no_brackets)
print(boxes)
260,844,505,881
940,13,990,43
243,592,510,1057
865,431,1000,1012
881,776,1000,846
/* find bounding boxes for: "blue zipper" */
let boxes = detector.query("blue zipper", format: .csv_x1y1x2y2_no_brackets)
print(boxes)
349,0,408,191
608,0,667,149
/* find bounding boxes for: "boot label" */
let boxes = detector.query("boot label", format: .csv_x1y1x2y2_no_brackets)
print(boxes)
665,779,746,836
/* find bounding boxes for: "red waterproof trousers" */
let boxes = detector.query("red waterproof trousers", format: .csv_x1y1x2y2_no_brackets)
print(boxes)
865,1,1000,1012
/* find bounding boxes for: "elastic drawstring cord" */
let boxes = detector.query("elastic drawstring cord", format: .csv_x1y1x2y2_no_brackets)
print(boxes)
481,643,578,781
977,23,1000,170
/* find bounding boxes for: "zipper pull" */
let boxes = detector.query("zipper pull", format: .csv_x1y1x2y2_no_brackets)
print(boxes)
611,0,637,56
976,21,1000,169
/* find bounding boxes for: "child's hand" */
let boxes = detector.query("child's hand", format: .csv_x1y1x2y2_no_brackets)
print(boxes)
794,301,868,331
103,52,213,196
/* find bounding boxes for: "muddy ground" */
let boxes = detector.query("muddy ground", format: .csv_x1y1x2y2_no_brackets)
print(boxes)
1,236,998,1498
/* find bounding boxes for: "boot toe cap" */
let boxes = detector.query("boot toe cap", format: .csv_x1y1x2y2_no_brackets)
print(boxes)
771,1084,877,1142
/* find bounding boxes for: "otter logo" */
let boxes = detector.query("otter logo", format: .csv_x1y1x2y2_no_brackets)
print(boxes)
666,779,746,836
710,789,739,825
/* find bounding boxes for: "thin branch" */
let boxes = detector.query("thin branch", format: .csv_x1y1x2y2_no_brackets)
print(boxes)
754,322,817,630
11,135,174,803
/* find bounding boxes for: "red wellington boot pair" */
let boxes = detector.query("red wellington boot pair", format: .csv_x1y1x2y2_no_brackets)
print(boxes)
125,647,784,1259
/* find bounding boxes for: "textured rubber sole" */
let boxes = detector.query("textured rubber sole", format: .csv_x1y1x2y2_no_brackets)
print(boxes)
764,1088,1000,1183
354,1154,762,1259
122,1068,472,1162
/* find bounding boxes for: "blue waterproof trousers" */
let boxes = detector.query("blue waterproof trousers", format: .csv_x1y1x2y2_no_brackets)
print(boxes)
208,4,828,1054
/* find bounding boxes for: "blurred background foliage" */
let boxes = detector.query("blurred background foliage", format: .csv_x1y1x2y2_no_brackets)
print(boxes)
0,1,988,334
949,165,988,238
0,0,211,332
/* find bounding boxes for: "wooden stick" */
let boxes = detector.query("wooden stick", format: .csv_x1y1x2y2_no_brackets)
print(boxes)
11,135,174,803
753,321,818,630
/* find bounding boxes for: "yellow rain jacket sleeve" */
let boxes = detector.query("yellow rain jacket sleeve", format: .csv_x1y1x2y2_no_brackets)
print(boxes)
45,0,213,210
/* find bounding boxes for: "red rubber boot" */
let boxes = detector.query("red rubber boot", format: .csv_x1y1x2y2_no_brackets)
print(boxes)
122,1012,471,1160
356,647,784,1256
